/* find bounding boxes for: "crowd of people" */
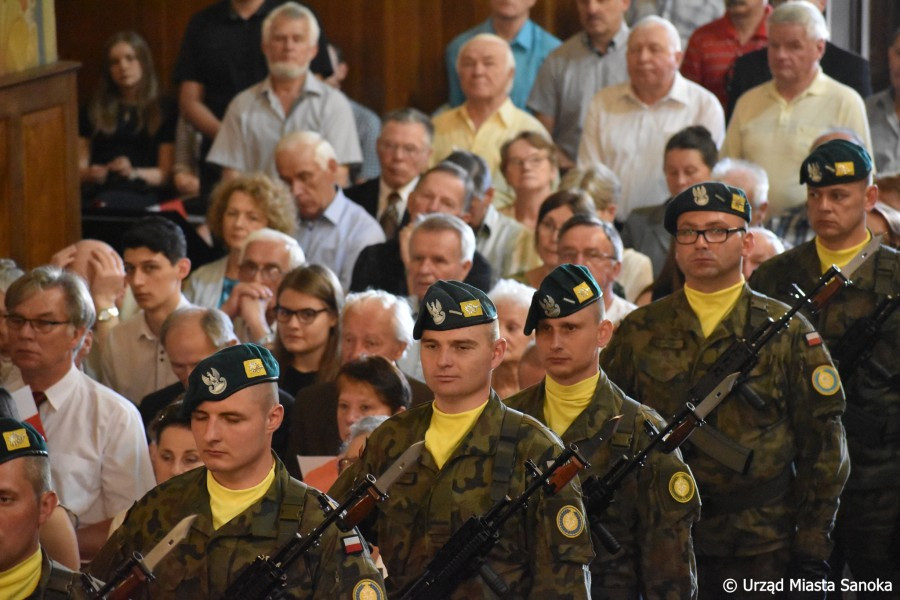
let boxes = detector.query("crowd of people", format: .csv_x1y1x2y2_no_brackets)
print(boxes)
2,0,899,598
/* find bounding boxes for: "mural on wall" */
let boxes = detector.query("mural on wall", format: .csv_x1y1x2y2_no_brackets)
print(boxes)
0,0,57,76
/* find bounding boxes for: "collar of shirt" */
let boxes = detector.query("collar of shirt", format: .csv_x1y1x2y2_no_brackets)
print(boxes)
476,203,500,239
581,22,630,56
260,71,323,107
378,175,419,216
623,71,692,107
766,66,827,104
302,186,347,228
42,364,83,413
460,97,518,131
486,17,536,52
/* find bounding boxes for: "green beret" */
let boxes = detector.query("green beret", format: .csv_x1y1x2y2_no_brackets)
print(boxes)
182,344,279,416
800,139,873,187
664,182,751,234
524,264,601,335
413,280,497,340
0,418,48,465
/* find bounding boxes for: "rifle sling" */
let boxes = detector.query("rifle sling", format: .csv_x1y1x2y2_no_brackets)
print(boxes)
686,424,754,474
491,405,524,503
700,463,793,517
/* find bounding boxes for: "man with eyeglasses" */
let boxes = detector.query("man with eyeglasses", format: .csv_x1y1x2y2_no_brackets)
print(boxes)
221,228,305,346
557,214,636,327
345,108,434,236
600,181,848,595
100,217,193,405
3,266,154,561
275,130,384,291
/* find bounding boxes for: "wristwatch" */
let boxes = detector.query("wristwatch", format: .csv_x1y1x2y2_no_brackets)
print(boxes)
97,306,119,322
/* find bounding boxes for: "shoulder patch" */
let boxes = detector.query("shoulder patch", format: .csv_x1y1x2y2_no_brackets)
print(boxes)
811,365,841,396
353,579,385,600
668,471,695,503
556,505,586,538
342,534,364,554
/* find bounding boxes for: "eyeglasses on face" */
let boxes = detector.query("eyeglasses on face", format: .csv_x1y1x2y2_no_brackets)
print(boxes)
557,249,618,264
238,262,284,282
274,306,329,325
4,315,72,333
674,227,746,245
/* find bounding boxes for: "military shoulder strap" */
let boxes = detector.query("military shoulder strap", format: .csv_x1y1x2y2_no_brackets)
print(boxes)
609,394,640,454
490,405,525,502
42,559,77,599
277,477,309,546
746,289,770,333
873,246,899,298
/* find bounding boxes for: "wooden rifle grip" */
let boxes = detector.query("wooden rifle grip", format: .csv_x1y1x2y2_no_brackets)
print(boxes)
342,490,378,529
810,277,843,311
547,456,587,493
661,416,699,453
105,566,149,600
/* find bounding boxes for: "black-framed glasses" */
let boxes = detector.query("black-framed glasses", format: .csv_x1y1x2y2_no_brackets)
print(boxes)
4,315,71,333
557,249,618,264
674,227,746,245
274,306,329,325
238,262,284,282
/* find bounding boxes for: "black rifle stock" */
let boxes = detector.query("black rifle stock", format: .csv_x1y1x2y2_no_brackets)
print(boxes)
831,295,899,382
398,443,589,600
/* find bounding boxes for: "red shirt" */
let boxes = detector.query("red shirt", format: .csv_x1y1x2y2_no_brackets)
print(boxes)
680,5,772,107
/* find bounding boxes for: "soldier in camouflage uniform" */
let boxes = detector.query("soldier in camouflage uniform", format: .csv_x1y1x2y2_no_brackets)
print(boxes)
750,140,900,596
0,418,84,599
330,280,594,598
600,182,849,596
88,344,384,599
505,263,700,599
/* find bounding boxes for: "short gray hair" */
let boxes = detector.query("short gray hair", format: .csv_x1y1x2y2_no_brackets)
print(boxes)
456,33,516,96
342,290,415,348
489,279,537,311
411,213,476,263
560,165,622,213
160,307,237,349
748,226,786,254
382,108,434,145
263,2,321,46
276,130,337,171
713,158,770,208
0,259,23,293
417,162,475,214
239,228,306,269
769,1,829,42
630,16,681,52
5,266,95,331
558,214,624,262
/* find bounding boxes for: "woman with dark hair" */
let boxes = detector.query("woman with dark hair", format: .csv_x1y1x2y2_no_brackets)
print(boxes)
273,265,343,397
512,190,596,288
79,31,177,209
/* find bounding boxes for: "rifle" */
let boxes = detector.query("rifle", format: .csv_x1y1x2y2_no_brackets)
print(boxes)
831,295,899,382
222,441,423,600
398,441,595,600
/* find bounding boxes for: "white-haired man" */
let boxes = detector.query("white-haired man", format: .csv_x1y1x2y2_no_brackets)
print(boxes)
207,2,361,183
431,33,550,207
578,16,725,220
723,1,872,217
713,157,770,225
275,131,385,290
220,228,305,344
286,289,434,469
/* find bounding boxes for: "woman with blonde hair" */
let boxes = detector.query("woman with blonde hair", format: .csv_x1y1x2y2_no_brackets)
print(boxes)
272,265,344,397
184,173,297,308
500,131,559,230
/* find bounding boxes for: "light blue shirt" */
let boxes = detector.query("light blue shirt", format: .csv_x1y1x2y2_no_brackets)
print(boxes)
445,18,561,109
296,187,385,290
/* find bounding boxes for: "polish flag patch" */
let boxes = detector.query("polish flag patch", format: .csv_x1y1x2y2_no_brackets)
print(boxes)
805,332,823,347
342,534,364,554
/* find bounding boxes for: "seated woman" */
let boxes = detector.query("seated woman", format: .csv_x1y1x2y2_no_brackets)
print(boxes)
273,265,343,398
499,132,558,231
184,174,297,308
305,356,411,490
148,400,203,484
79,31,177,209
488,279,536,399
513,190,595,288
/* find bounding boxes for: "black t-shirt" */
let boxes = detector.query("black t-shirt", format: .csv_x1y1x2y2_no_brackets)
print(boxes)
78,97,178,168
279,366,317,398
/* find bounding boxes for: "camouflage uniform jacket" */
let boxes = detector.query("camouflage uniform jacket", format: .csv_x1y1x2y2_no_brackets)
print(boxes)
88,456,384,599
329,392,595,599
749,240,900,490
599,285,849,562
505,372,700,600
24,550,85,600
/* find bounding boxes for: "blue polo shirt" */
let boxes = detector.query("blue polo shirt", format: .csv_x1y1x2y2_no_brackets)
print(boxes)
444,18,561,109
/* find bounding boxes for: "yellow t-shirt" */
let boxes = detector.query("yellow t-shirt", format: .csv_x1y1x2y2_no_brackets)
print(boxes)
684,279,745,338
208,462,276,530
425,400,489,470
0,547,41,600
815,230,872,274
543,373,600,435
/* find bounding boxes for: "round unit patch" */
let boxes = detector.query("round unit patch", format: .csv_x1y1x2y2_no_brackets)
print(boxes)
668,471,695,503
353,579,385,600
556,505,585,538
811,365,840,396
